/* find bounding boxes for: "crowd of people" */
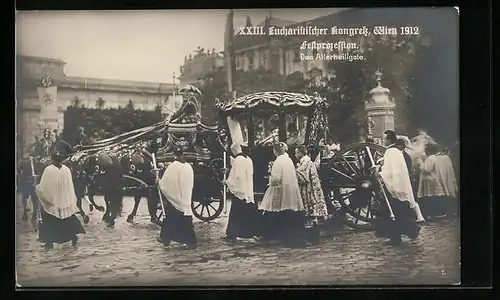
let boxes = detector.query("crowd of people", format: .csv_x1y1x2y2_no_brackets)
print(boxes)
28,129,458,251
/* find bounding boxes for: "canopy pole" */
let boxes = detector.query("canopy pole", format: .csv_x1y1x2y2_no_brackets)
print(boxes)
247,116,254,152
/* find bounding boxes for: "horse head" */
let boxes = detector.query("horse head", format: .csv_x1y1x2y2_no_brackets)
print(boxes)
120,149,152,176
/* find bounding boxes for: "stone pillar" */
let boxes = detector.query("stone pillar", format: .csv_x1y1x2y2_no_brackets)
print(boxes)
365,71,395,145
254,50,260,69
278,48,284,75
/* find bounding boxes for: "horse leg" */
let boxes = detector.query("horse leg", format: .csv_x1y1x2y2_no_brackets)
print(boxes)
127,194,141,223
76,193,90,225
102,192,111,224
21,191,29,221
88,191,105,212
30,192,39,231
107,189,122,228
147,189,161,226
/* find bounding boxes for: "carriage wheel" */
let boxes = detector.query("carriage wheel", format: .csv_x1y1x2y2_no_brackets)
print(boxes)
191,189,224,222
325,143,387,230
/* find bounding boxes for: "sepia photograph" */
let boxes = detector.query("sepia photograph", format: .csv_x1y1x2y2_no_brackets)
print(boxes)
15,7,459,286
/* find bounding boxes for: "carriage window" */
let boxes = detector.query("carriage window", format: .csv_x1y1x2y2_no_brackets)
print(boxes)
286,113,308,146
253,116,279,146
239,119,249,144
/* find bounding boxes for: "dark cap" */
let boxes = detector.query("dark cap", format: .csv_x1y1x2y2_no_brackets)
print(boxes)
384,130,397,142
50,150,64,163
172,146,184,157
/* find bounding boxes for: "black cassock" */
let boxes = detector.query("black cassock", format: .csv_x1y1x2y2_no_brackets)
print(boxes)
159,200,197,247
39,210,85,244
226,191,260,239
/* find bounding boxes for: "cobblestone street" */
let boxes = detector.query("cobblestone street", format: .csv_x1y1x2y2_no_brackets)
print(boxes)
16,196,460,286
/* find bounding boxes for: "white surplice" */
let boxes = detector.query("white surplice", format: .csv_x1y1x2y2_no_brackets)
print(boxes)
227,155,254,204
35,164,79,219
159,161,194,216
259,153,304,212
435,154,458,198
379,148,417,208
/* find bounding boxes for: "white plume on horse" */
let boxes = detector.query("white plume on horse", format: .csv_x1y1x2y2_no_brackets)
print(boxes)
178,85,202,95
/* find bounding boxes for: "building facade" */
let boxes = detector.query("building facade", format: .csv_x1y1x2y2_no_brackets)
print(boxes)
177,12,351,88
177,47,224,86
17,55,177,155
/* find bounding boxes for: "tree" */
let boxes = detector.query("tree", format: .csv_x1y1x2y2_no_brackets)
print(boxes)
126,99,135,110
96,96,105,109
196,66,297,125
359,33,431,135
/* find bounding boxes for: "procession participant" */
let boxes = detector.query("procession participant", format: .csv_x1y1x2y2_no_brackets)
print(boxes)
295,145,329,245
35,150,85,251
222,142,259,242
435,146,459,218
257,142,306,247
157,146,197,250
396,139,425,223
375,131,420,246
286,123,301,146
416,143,446,219
314,137,340,169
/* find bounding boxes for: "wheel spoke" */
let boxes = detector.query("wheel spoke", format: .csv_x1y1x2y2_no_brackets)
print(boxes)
341,156,360,178
194,203,202,210
331,168,356,182
354,149,365,175
200,205,206,216
366,196,373,219
208,203,217,212
339,190,356,200
205,204,213,216
354,206,362,217
354,212,360,224
330,182,358,188
365,146,376,167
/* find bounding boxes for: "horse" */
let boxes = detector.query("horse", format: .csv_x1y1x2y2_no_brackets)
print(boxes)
119,150,161,226
16,157,41,226
117,134,166,226
82,151,125,228
64,153,106,223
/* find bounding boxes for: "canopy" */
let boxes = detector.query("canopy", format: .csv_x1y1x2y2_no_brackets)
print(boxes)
217,91,316,114
77,121,218,156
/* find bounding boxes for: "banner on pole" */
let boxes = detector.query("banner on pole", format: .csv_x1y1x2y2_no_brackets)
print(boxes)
37,86,59,130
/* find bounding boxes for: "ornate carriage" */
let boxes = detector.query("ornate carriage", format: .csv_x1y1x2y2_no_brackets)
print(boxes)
213,91,389,230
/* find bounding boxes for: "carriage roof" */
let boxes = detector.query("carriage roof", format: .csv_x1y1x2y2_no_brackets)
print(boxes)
217,91,318,115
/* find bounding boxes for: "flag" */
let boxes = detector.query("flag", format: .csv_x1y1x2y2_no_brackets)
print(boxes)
37,86,59,130
224,9,236,96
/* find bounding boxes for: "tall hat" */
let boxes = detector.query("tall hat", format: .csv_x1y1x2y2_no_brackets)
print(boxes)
230,142,242,155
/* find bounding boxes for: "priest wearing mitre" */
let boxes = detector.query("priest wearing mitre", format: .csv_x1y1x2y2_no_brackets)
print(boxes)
157,146,197,250
257,142,306,248
375,130,420,246
35,150,85,251
222,142,259,242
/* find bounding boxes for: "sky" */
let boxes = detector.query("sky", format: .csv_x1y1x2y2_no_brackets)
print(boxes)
16,9,343,84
